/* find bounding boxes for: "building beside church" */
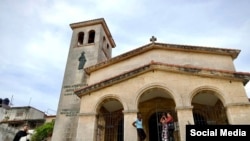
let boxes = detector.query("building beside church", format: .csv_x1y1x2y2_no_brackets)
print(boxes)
0,105,50,141
52,18,250,141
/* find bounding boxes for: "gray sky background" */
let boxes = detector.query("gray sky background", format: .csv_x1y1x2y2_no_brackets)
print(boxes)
1,0,249,115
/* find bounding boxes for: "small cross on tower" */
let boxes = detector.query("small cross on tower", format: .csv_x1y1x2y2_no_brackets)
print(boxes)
150,36,157,43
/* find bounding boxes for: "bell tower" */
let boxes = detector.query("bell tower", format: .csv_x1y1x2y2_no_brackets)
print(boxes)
52,18,116,141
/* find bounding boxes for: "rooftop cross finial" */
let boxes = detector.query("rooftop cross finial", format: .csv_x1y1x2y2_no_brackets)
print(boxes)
150,36,157,43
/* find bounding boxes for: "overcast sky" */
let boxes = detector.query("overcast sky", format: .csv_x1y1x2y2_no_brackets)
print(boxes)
1,0,250,115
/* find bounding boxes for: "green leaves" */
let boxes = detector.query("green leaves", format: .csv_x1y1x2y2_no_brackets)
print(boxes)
31,121,54,141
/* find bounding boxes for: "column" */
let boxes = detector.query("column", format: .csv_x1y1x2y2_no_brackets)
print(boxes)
226,103,250,124
176,106,194,141
123,110,138,141
75,113,97,141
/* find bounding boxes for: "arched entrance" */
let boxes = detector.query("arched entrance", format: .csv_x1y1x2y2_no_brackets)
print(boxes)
192,90,228,125
138,87,178,141
148,112,162,141
148,110,177,141
96,98,124,141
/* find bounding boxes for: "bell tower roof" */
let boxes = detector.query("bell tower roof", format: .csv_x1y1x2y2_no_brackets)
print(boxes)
70,18,116,48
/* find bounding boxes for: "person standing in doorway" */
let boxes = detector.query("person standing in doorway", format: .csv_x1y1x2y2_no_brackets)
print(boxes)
160,112,168,141
132,112,146,141
13,124,29,141
166,112,175,141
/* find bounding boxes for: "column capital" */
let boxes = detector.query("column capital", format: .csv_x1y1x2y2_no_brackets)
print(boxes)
175,106,193,110
225,103,250,107
123,110,138,114
78,112,97,116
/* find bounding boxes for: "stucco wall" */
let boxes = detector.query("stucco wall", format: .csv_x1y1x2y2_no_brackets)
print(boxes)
80,70,249,114
78,70,250,141
88,49,236,85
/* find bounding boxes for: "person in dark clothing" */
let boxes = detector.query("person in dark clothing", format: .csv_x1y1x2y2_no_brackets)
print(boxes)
13,124,29,141
166,112,175,141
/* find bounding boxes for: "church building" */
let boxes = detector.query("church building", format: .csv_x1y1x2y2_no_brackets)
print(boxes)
52,18,250,141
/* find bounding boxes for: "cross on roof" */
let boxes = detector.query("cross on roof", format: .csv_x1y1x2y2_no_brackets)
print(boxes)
150,36,157,43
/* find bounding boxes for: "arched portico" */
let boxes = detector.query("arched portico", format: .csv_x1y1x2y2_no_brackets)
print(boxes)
136,86,179,141
95,97,124,141
191,87,228,125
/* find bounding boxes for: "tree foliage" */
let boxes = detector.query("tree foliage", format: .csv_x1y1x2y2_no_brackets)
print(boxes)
31,120,54,141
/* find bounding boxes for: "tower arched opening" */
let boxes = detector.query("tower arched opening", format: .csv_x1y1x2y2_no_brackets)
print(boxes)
77,32,84,45
88,30,95,43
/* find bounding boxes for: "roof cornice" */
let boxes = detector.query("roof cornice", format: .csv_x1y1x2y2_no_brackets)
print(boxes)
75,61,250,97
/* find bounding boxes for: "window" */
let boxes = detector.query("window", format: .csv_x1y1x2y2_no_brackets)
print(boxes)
103,36,106,45
103,36,106,48
88,30,95,43
16,110,24,117
77,32,84,45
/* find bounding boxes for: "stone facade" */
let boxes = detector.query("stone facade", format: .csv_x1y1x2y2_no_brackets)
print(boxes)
52,18,250,141
52,18,115,141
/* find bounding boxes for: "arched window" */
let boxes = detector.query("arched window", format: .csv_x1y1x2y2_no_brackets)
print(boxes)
102,36,106,48
88,30,95,43
103,36,106,44
77,32,84,46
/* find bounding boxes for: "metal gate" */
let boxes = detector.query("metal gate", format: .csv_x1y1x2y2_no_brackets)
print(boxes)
193,105,228,125
96,111,124,141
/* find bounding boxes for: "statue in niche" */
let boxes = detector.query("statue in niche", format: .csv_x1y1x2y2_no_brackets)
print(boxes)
78,51,86,70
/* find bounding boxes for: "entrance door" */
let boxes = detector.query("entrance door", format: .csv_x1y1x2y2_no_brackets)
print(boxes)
148,112,162,141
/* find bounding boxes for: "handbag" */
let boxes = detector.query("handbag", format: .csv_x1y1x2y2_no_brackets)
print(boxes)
167,122,175,130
